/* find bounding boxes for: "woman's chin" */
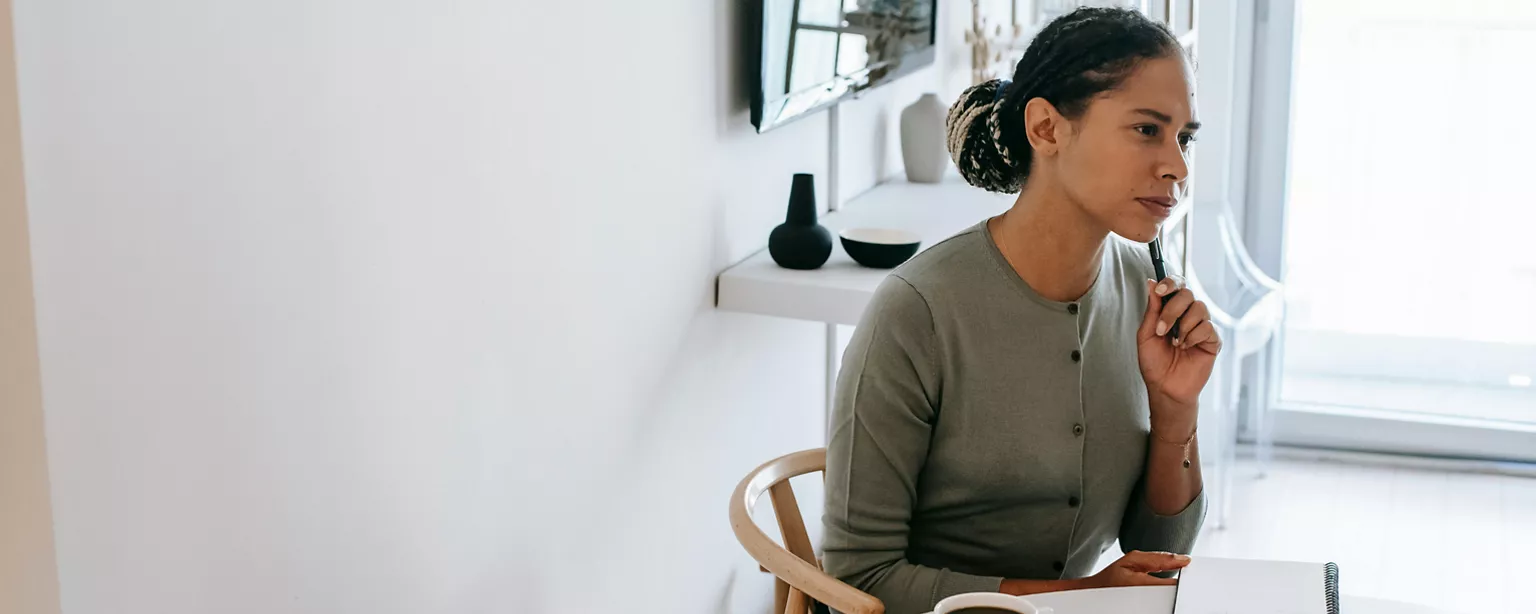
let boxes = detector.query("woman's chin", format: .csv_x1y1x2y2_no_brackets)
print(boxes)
1114,223,1161,244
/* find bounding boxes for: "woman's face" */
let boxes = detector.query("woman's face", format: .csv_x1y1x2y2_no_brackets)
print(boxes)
1054,56,1199,244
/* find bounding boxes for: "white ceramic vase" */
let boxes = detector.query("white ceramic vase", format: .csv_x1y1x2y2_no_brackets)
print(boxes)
900,92,950,183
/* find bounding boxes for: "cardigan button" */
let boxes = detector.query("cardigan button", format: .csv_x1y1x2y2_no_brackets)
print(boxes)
1067,303,1079,314
1070,350,1082,362
1073,424,1085,437
1068,496,1081,508
1053,561,1065,572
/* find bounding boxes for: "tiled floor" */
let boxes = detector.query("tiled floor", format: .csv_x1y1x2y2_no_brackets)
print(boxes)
1118,456,1535,614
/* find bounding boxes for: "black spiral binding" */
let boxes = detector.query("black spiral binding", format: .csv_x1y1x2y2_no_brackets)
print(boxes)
1324,562,1341,614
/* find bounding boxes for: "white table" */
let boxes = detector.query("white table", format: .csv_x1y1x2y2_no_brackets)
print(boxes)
716,176,1013,326
922,586,1454,614
715,175,1193,326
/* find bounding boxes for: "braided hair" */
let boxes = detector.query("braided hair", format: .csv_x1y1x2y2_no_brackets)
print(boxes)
946,8,1187,194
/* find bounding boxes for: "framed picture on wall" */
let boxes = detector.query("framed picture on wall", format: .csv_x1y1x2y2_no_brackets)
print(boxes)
1034,0,1148,24
972,0,1192,85
1030,0,1193,34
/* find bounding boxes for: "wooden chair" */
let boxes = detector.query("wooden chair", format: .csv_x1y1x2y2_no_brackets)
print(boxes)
729,448,884,614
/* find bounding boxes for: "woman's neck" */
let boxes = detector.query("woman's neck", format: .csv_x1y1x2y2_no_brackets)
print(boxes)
987,178,1109,303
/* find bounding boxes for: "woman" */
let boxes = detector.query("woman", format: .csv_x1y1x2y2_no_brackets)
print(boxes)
822,8,1218,614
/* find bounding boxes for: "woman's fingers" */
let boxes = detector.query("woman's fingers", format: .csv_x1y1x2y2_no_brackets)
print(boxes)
1139,280,1164,339
1156,289,1196,340
1179,319,1222,353
1153,275,1186,298
1118,550,1192,573
1174,301,1211,347
1141,276,1187,340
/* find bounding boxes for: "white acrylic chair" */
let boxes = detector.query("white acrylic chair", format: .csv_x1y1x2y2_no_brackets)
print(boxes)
1163,199,1285,530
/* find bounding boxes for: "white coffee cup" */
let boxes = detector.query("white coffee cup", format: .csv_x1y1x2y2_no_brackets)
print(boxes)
933,592,1055,614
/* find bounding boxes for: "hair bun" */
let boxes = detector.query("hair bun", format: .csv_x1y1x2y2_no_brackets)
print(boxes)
945,79,1024,194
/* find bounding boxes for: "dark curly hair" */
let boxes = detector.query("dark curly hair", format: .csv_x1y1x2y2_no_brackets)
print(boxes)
946,7,1188,194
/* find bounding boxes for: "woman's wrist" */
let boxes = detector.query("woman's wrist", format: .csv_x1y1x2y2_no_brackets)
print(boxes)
1147,388,1197,414
1148,395,1198,438
1149,423,1197,445
999,577,1083,596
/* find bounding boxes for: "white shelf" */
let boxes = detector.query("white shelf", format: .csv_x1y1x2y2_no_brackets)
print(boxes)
716,177,1013,326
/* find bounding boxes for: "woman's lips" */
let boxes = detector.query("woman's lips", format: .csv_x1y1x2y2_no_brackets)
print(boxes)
1138,197,1174,218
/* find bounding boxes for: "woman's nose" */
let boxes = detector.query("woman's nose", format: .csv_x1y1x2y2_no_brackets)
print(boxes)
1159,142,1190,182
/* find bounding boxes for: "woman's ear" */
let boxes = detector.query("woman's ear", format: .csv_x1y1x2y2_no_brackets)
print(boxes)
1022,97,1068,157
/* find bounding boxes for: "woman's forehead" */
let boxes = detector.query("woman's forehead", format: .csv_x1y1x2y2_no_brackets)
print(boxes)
1098,57,1198,122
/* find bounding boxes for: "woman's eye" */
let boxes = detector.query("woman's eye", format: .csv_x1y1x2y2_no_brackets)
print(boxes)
1136,125,1159,138
1179,133,1198,148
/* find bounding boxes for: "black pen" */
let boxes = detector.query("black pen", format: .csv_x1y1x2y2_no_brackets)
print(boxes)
1148,237,1179,341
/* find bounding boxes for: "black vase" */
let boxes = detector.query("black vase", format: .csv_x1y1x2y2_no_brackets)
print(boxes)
768,173,833,270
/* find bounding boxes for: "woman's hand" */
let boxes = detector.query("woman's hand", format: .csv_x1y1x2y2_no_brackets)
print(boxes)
1137,276,1221,429
1001,551,1192,595
1076,550,1191,589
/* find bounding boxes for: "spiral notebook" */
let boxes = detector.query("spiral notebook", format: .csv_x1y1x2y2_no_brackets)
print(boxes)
1173,556,1341,614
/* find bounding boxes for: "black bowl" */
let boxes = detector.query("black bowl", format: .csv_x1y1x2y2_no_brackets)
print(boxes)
839,228,921,269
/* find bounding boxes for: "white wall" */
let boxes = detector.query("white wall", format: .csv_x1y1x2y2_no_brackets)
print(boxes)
11,0,1251,607
0,0,62,610
837,0,980,206
10,0,956,612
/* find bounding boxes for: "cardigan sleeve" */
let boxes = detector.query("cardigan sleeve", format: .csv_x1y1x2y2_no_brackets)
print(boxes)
821,275,1004,614
1119,476,1206,560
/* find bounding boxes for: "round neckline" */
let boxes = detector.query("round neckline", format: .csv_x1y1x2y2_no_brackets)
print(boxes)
977,218,1111,313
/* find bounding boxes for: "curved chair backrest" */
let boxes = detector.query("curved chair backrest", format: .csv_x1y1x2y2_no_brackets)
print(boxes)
729,448,884,614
